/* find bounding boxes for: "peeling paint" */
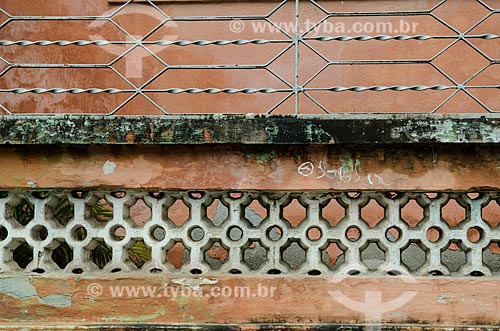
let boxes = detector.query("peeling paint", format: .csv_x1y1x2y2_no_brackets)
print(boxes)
171,278,218,291
102,160,117,175
0,277,72,308
437,295,449,304
101,308,167,323
26,180,37,188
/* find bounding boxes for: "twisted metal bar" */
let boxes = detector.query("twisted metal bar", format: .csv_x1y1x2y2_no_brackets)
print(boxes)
306,34,500,42
1,88,128,94
146,39,287,46
0,40,120,46
307,85,456,92
0,39,290,47
1,88,289,94
4,34,498,48
308,35,435,41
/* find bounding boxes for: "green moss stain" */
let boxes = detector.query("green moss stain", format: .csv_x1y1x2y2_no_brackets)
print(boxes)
339,152,355,173
245,150,277,164
305,124,334,143
265,125,279,143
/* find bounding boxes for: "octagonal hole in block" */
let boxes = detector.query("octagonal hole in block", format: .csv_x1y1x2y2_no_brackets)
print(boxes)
204,240,229,270
110,191,127,199
282,240,307,270
51,240,73,269
482,199,500,228
167,240,190,270
128,240,151,269
441,199,467,227
70,190,89,199
168,199,190,227
244,199,268,227
441,241,467,273
51,197,75,226
321,198,345,227
401,199,425,227
13,240,33,269
401,240,427,272
282,199,307,228
90,239,112,269
92,198,113,225
483,242,500,273
229,192,243,199
361,241,386,271
361,199,385,227
206,199,229,226
32,191,51,200
12,198,34,226
188,192,204,199
321,241,345,270
347,192,362,199
130,198,151,227
243,240,268,271
245,199,268,227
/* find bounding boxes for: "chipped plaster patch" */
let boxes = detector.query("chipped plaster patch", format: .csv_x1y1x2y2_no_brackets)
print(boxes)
103,160,117,175
0,277,72,308
171,278,218,291
26,180,37,188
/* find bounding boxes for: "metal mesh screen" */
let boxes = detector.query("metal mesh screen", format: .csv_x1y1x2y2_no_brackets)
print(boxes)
0,0,499,114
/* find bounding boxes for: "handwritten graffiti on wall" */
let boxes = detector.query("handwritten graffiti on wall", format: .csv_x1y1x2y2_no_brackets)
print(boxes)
297,159,387,186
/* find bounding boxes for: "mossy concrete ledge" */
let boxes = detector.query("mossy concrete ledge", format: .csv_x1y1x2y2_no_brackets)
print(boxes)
1,114,500,145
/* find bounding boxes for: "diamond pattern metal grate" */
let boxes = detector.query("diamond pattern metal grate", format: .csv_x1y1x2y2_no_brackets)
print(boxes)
0,0,499,114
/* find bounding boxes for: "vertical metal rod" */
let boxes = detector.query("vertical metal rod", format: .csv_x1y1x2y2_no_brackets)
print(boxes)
294,0,300,115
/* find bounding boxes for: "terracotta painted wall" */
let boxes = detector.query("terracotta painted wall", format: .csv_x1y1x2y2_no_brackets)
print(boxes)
1,3,500,330
0,0,499,115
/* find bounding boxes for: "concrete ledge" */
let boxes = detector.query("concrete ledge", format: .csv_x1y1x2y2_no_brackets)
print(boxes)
1,114,500,145
1,324,499,331
0,275,498,327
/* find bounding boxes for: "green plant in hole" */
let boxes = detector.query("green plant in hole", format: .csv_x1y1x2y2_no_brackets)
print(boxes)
12,195,151,270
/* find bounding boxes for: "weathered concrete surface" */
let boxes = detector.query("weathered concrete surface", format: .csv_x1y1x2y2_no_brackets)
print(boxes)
2,326,500,331
0,275,498,327
1,325,500,331
1,115,500,145
1,144,500,191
